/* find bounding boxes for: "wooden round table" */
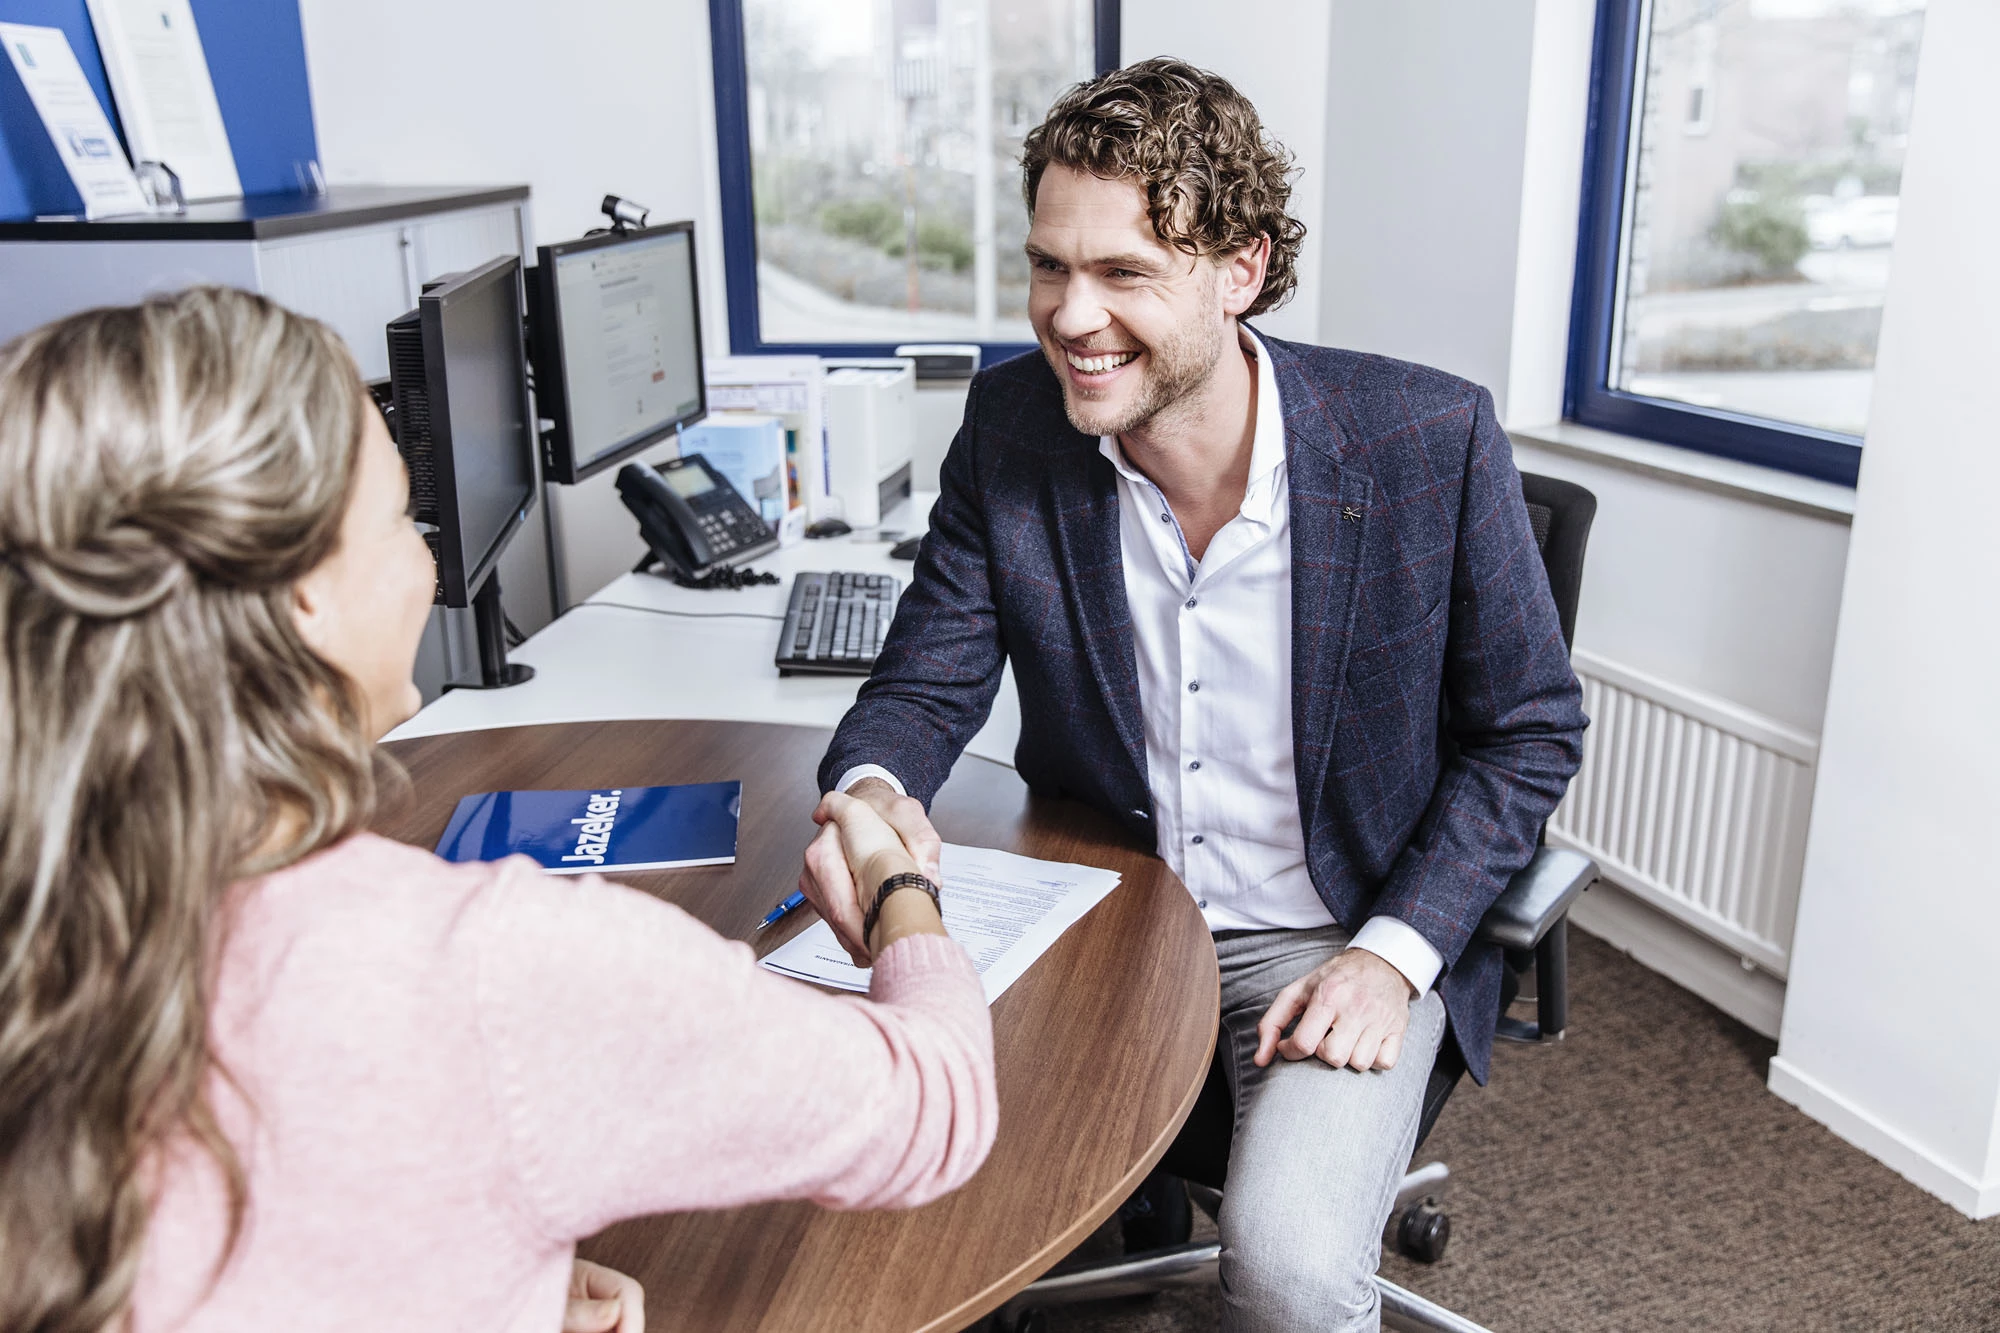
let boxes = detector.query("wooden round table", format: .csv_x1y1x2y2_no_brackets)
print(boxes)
375,719,1218,1332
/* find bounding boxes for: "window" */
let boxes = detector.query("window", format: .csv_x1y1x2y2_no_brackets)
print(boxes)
1568,0,1927,485
710,0,1118,358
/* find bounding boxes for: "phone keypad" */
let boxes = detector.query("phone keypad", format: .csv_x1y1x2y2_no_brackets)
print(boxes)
690,492,770,559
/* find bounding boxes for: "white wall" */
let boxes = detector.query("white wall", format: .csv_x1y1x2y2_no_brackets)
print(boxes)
1511,441,1850,738
1318,0,1538,416
1314,0,1596,430
298,0,731,606
1121,2,1331,346
298,0,728,350
1769,0,2000,1221
1506,0,1600,427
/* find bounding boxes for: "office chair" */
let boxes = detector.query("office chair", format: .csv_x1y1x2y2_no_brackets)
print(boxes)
983,473,1601,1333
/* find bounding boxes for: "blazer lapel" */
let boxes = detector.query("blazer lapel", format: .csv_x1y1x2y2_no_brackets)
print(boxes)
1271,338,1373,812
1047,441,1150,796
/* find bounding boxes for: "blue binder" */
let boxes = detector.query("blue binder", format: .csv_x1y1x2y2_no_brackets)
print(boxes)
0,0,319,220
434,782,745,875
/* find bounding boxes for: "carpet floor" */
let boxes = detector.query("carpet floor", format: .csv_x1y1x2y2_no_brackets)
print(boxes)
1028,930,2000,1332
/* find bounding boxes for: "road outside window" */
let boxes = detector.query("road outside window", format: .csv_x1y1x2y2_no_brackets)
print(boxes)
1610,0,1926,438
742,0,1095,345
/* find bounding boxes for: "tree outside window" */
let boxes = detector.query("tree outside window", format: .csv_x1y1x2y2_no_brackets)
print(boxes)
741,0,1096,347
1609,0,1926,439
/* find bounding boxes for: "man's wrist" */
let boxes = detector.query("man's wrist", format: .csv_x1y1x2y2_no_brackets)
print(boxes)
835,764,906,797
1347,916,1444,997
1346,946,1418,999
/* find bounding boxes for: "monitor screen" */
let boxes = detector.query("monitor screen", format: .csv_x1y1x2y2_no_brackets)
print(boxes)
433,260,536,590
550,226,704,477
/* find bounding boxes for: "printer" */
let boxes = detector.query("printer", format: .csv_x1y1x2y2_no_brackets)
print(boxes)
822,359,916,527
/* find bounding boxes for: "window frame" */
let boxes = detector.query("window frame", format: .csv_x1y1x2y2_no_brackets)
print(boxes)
1565,0,1865,487
708,0,1121,362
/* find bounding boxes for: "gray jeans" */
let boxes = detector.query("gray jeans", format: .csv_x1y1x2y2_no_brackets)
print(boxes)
1212,924,1449,1333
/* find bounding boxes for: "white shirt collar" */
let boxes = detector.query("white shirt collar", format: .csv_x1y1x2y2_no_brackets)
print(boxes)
1098,325,1287,527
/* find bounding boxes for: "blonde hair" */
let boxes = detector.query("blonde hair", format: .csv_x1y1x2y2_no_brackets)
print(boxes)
0,287,379,1330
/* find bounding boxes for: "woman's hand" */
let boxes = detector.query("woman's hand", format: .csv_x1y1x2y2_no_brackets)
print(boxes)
565,1258,644,1333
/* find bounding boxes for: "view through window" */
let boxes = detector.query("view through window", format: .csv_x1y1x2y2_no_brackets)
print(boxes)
741,0,1096,345
1611,0,1926,438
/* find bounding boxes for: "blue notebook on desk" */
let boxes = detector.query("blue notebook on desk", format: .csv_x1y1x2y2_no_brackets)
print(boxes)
434,782,741,874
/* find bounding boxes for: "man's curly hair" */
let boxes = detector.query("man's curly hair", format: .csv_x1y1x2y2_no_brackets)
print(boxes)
1021,58,1305,318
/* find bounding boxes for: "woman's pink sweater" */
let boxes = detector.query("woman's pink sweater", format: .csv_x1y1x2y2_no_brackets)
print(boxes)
130,833,996,1331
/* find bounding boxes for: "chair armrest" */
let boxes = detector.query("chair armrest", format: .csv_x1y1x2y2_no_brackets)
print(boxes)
1474,847,1598,952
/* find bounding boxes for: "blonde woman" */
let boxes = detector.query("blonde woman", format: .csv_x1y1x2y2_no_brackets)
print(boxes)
0,288,994,1332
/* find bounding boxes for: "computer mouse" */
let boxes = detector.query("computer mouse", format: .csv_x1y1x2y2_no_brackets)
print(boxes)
890,536,923,560
805,518,852,538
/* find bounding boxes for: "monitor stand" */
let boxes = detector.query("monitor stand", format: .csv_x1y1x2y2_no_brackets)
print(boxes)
447,570,535,691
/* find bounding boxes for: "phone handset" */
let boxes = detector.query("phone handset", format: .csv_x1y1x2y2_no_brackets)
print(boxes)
616,462,715,579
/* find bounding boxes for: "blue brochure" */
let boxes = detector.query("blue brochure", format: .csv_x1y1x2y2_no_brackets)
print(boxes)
434,782,741,875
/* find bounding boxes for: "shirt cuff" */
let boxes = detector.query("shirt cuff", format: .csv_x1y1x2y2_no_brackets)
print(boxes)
834,764,907,797
1348,916,1445,997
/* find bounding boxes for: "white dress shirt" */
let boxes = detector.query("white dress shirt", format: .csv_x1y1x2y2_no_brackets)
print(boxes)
842,329,1444,996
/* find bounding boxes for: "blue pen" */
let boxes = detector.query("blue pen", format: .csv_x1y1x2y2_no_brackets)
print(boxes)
757,889,807,931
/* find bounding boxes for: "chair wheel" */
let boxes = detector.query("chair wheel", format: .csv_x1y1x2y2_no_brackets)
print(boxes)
1394,1201,1451,1264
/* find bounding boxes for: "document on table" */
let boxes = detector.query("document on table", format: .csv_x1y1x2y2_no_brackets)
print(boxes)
759,843,1121,1003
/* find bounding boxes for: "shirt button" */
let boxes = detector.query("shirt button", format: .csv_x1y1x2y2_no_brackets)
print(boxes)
1159,511,1173,523
1197,899,1208,909
1188,760,1201,771
1191,834,1205,845
1185,598,1197,610
1187,680,1200,693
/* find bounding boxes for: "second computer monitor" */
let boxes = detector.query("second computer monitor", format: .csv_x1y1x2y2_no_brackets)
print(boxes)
534,221,707,485
386,253,538,610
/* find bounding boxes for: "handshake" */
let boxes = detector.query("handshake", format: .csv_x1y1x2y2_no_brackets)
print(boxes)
797,777,947,966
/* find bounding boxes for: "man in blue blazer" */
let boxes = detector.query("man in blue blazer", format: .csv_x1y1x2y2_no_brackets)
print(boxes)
798,59,1586,1331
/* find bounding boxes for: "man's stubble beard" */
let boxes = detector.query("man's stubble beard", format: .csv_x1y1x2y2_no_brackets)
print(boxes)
1053,307,1231,440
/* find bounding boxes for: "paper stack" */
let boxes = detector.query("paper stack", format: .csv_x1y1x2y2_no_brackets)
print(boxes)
760,843,1122,1004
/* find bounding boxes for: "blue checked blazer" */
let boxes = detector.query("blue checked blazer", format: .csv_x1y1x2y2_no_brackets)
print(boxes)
819,333,1587,1082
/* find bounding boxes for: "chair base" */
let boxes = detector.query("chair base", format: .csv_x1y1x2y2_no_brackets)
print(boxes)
992,1162,1487,1332
988,1243,1491,1333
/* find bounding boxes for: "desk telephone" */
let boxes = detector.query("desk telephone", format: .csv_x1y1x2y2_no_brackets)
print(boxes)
616,454,779,580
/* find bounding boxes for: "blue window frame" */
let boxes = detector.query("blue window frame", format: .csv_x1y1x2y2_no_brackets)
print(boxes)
709,0,1119,363
1567,0,1926,488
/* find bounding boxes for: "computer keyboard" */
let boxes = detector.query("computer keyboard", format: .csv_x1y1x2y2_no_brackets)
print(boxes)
775,571,900,676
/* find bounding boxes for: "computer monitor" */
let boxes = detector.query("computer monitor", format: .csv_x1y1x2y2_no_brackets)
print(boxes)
531,221,707,485
386,253,538,688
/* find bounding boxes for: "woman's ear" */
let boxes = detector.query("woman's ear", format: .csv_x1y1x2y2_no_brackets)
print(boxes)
290,565,336,659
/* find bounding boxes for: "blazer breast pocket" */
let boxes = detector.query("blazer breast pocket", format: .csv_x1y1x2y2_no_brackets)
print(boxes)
1345,594,1450,690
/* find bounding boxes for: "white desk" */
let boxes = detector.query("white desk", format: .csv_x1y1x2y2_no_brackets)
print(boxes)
388,495,1024,770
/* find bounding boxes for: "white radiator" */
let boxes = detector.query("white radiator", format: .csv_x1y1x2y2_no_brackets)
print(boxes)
1548,651,1819,977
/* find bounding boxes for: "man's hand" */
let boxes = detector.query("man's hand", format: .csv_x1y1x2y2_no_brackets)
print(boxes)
564,1258,643,1333
1253,947,1417,1073
800,777,943,966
